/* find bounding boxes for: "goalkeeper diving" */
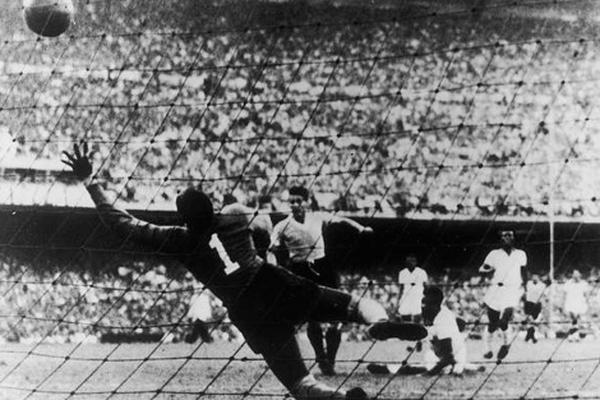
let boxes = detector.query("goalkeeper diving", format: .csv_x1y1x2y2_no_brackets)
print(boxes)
62,142,428,400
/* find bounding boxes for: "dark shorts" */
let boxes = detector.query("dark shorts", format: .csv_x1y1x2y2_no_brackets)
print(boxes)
524,301,542,319
227,262,346,354
487,306,513,333
287,257,340,289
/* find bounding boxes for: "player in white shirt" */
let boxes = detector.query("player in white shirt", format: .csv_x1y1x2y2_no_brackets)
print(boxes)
563,270,591,341
421,286,482,375
397,254,428,322
397,254,428,352
367,286,482,376
269,186,373,376
479,229,527,361
184,286,214,344
523,274,546,343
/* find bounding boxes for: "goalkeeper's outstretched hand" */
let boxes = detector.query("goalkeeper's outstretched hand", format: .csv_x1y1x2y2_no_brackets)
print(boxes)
62,142,93,182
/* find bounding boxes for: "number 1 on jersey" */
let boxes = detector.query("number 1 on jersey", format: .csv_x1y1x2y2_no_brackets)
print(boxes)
209,234,241,275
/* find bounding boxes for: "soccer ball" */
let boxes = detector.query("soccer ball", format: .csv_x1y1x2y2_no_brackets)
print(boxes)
23,0,74,37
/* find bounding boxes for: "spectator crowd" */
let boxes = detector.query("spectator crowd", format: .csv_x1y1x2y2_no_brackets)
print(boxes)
0,2,600,217
2,258,600,344
0,261,235,344
2,0,600,349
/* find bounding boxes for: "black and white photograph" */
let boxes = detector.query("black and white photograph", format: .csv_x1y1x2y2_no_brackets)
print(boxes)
1,0,600,399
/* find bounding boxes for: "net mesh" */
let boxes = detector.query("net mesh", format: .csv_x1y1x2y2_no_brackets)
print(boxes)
2,0,600,399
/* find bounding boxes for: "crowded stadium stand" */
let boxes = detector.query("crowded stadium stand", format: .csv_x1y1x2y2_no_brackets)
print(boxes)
3,0,600,399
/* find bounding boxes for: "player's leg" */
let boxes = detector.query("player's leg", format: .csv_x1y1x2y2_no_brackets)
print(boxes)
484,306,500,359
497,307,513,361
403,315,423,352
307,321,330,375
528,302,542,343
523,301,533,342
325,324,341,373
199,319,214,343
413,314,423,351
184,319,199,343
451,343,468,375
568,312,580,341
309,286,426,341
224,317,243,343
185,319,212,343
262,334,368,400
423,347,438,371
316,260,342,375
309,285,386,324
403,315,421,352
261,263,425,342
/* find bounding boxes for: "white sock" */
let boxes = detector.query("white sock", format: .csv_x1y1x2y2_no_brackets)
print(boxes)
351,297,388,324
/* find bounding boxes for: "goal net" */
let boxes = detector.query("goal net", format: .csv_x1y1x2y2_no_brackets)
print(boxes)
1,0,600,399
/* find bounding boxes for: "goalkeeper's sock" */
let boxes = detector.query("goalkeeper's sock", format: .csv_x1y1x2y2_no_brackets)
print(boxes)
348,297,387,324
368,321,428,341
307,323,325,357
325,327,341,370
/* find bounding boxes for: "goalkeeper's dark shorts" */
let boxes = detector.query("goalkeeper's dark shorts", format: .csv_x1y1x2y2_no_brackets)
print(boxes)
227,262,351,354
287,257,340,289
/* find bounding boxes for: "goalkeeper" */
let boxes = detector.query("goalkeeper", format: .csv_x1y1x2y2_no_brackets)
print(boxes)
62,143,427,400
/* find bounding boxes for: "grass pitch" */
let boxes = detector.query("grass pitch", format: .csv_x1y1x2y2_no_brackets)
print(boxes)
1,336,599,400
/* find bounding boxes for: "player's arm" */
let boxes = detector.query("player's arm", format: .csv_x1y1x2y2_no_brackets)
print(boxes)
425,338,456,375
520,255,528,289
396,284,404,310
248,210,277,264
267,221,283,252
267,221,288,265
324,213,373,235
479,250,496,275
396,271,405,310
62,143,191,254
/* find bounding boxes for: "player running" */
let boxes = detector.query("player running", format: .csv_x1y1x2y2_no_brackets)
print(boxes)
62,143,427,400
479,229,527,362
367,286,482,376
269,185,374,376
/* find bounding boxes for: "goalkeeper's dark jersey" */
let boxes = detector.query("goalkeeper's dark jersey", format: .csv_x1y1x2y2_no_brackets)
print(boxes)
87,183,270,307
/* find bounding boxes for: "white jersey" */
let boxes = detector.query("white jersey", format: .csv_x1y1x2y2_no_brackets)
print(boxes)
398,267,428,316
270,213,335,262
526,281,546,303
187,292,213,321
563,280,590,315
425,306,466,371
483,248,527,311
